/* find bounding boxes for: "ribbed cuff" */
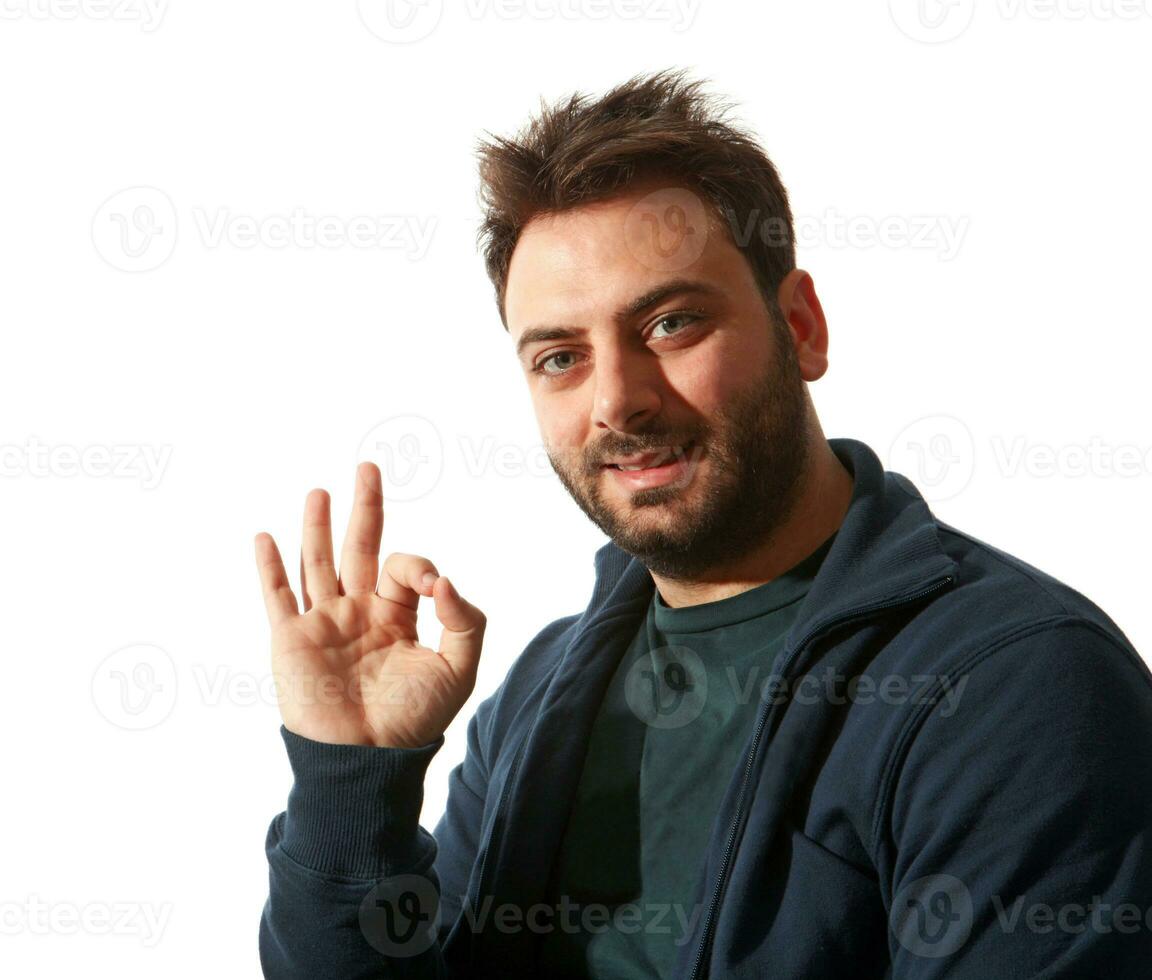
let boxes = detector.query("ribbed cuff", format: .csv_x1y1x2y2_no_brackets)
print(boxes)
277,724,444,878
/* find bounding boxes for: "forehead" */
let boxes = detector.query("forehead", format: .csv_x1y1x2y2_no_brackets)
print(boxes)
504,183,738,336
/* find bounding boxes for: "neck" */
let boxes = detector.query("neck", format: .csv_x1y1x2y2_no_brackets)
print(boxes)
652,437,854,609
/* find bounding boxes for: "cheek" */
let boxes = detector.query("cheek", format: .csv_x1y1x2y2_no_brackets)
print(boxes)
535,399,586,461
686,334,773,409
666,352,733,418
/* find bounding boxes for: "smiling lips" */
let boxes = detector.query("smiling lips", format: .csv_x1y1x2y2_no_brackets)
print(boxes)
603,441,695,471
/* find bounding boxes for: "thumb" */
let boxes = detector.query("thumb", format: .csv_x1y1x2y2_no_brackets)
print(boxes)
431,576,486,677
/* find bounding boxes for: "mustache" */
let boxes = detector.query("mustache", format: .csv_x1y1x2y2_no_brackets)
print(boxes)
561,437,706,473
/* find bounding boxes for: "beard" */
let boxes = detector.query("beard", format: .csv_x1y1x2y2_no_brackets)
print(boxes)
545,319,814,582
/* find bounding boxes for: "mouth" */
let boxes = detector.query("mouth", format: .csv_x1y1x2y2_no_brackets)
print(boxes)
601,440,696,471
600,440,699,491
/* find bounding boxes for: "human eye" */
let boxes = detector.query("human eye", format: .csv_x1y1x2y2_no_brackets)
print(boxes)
649,310,705,341
532,350,582,378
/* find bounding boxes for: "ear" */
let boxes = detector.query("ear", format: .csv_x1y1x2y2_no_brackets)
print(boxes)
776,269,830,382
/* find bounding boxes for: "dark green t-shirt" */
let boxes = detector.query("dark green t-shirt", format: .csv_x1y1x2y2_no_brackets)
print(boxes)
536,532,837,978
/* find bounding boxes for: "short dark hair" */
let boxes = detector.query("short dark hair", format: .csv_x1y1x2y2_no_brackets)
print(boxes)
474,67,797,330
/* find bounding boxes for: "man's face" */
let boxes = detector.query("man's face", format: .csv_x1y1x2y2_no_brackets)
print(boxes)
505,182,813,581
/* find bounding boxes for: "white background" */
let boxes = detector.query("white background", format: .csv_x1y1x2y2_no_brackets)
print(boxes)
2,0,1150,975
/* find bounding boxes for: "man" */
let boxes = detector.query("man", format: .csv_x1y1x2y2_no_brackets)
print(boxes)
255,69,1152,978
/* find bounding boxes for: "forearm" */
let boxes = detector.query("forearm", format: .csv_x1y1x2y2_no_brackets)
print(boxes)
259,726,451,980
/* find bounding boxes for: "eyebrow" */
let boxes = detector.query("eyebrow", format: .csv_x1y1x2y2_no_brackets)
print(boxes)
513,277,725,361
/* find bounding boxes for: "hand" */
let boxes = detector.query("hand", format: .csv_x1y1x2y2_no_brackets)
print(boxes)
253,461,486,748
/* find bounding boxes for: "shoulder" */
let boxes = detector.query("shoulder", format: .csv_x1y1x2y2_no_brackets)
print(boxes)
867,517,1140,690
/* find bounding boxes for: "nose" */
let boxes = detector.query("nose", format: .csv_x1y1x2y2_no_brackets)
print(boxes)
590,341,662,433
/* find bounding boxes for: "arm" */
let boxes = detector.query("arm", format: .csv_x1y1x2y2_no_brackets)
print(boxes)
259,729,449,979
260,678,499,978
252,462,490,978
882,618,1152,978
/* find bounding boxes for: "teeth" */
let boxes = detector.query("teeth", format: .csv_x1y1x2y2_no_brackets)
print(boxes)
615,444,687,471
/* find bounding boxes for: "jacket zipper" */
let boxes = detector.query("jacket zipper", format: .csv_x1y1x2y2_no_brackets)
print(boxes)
686,574,955,980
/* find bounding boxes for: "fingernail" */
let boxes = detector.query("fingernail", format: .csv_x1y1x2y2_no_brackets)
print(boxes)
422,572,438,588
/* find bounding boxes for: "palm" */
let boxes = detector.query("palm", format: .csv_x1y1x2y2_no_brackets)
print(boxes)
255,462,486,748
271,593,463,748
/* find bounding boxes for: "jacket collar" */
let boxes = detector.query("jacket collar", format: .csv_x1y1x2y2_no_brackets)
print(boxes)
577,436,959,646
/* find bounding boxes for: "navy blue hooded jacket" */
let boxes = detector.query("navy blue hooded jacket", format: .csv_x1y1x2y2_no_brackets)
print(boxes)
260,436,1152,978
